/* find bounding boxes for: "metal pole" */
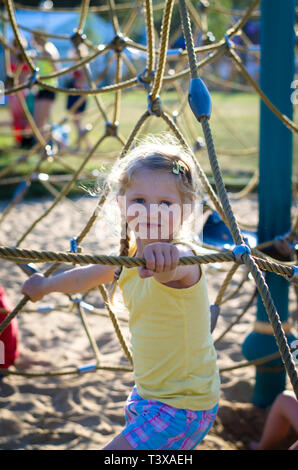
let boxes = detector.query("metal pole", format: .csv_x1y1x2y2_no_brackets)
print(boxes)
242,0,296,408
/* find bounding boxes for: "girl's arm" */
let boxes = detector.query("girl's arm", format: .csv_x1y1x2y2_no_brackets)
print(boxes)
22,264,116,302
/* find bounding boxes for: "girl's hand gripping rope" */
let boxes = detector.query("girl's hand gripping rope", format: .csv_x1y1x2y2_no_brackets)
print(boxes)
138,242,180,279
22,273,47,302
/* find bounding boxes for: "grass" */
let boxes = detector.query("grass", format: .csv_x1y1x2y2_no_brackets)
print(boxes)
0,89,296,199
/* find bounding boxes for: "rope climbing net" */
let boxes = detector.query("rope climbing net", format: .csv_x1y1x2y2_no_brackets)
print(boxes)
0,0,297,400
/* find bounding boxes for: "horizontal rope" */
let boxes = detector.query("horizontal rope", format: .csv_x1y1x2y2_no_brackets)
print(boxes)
0,245,295,279
0,245,234,267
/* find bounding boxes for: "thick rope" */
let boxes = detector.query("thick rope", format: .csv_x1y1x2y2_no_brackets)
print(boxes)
144,0,155,74
150,0,175,100
178,0,298,399
77,0,90,33
0,246,295,279
243,253,298,398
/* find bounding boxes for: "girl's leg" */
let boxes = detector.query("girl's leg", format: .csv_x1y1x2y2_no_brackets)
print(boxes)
103,432,134,450
251,391,298,450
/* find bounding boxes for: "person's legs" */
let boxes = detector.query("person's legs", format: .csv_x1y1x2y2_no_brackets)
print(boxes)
251,391,298,450
34,98,54,137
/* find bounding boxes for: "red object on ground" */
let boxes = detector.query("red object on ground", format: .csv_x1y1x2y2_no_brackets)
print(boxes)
0,286,19,368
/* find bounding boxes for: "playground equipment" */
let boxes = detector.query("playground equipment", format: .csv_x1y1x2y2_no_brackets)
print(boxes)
0,0,297,411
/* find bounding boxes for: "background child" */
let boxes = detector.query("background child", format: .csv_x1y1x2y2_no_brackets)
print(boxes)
0,285,19,375
32,33,60,140
22,134,220,450
250,391,298,450
65,69,91,152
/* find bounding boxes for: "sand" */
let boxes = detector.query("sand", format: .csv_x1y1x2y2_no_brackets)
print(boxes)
0,193,297,450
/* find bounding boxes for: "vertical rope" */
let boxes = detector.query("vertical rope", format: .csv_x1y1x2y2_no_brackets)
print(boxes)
178,0,298,399
144,0,155,73
5,0,36,72
77,0,90,33
113,52,122,125
150,0,175,100
98,285,133,366
76,302,101,366
74,42,108,123
214,263,240,306
122,0,144,37
178,0,198,80
200,117,244,246
244,254,298,399
107,0,121,35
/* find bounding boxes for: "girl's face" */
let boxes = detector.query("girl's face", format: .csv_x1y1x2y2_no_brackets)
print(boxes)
119,169,188,243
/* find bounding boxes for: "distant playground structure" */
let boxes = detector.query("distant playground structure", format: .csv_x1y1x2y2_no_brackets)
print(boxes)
0,0,297,412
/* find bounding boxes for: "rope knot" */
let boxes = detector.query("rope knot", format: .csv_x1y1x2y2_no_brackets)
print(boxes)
4,74,14,89
105,121,119,137
137,68,155,92
202,31,216,46
224,33,234,57
71,30,87,47
199,0,210,11
28,68,40,89
42,144,56,161
109,34,127,53
193,136,205,152
147,93,162,116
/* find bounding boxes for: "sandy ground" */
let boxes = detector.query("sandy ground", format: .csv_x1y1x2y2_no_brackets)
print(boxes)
0,193,297,450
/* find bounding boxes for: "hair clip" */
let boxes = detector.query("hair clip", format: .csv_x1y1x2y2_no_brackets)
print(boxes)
172,160,186,175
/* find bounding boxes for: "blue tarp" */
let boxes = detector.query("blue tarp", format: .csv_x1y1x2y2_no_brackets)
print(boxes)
0,9,146,83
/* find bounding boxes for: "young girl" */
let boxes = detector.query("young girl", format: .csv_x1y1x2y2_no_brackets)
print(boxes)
22,134,220,450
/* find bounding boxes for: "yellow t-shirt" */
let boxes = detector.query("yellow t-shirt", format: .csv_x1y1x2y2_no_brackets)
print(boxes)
118,240,220,411
36,58,57,88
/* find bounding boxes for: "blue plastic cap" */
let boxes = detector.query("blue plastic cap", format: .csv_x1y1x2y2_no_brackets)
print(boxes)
166,48,183,56
232,244,251,263
28,68,40,88
70,237,78,253
287,265,298,284
188,78,212,121
77,363,97,373
224,33,232,48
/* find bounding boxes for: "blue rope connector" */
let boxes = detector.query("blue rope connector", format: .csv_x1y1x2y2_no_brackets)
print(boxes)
137,68,155,92
147,93,162,116
287,265,298,285
166,48,183,57
70,237,78,253
188,78,212,122
232,243,251,263
28,68,40,89
77,363,97,374
224,33,232,49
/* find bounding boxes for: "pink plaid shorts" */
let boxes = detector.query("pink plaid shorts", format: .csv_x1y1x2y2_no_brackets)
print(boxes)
122,386,218,450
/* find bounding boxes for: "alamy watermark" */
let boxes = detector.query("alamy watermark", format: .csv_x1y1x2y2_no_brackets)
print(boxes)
94,195,204,243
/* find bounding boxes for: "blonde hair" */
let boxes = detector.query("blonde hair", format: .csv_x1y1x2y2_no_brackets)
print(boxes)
106,134,203,297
